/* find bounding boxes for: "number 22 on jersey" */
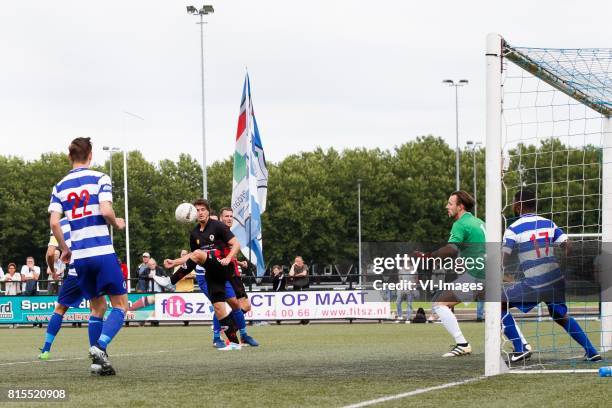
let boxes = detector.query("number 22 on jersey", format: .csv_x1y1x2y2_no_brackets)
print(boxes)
67,190,93,219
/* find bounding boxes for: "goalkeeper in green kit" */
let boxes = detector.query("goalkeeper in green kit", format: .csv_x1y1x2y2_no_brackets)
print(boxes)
415,191,487,357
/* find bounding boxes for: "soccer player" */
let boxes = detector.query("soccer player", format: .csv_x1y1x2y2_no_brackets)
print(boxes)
218,206,258,346
502,189,601,362
164,199,243,350
417,191,485,357
38,217,102,360
49,137,127,375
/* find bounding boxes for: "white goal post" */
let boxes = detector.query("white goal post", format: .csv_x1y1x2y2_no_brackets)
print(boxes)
485,33,612,376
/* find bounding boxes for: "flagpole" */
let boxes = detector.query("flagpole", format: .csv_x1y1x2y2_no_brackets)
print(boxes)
231,72,267,278
247,74,253,271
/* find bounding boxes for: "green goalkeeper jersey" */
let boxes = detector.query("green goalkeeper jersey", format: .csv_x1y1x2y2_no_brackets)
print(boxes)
448,212,486,279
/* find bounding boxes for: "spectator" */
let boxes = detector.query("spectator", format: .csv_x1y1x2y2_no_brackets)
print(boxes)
118,257,128,284
288,256,309,290
271,265,285,325
20,256,40,295
272,265,286,292
289,256,310,325
147,258,168,293
476,300,485,322
136,252,151,292
46,249,65,295
2,263,21,295
396,259,418,323
175,250,196,292
0,265,4,281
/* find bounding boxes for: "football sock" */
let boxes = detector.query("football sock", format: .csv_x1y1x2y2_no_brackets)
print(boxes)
41,312,63,352
212,315,221,340
96,308,125,351
171,268,188,285
433,305,467,344
219,314,239,344
88,315,104,347
170,259,198,285
232,309,247,336
563,317,598,356
502,311,525,352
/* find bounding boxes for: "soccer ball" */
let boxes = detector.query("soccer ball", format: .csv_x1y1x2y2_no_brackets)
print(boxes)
175,202,197,224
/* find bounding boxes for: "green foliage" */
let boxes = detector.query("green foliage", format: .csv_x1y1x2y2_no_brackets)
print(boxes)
9,136,604,273
503,139,601,234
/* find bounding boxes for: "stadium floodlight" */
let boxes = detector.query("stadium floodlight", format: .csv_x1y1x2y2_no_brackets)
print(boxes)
186,4,215,199
102,146,122,241
465,141,482,217
357,179,362,286
102,145,131,293
442,79,469,190
485,33,612,376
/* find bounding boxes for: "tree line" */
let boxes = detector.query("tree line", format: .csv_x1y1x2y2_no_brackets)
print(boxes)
0,135,600,276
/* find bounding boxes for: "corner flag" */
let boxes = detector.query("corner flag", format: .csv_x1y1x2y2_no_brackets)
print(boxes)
231,73,268,277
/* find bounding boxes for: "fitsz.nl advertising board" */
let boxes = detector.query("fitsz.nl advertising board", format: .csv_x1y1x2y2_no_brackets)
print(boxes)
155,290,391,321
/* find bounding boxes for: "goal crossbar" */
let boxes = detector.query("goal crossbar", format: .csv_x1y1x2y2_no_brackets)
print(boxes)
503,41,611,118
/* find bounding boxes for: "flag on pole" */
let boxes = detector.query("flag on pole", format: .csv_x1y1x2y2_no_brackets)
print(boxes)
231,73,268,277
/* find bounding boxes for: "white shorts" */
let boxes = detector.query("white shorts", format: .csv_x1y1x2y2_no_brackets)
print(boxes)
436,272,484,304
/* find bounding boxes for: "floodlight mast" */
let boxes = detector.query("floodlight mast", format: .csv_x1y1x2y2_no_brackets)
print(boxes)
186,4,215,199
442,79,469,190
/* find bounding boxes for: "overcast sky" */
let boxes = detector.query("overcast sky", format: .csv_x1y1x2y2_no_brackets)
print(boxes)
1,0,610,167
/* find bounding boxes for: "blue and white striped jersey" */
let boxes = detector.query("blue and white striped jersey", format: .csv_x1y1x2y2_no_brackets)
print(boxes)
48,167,114,261
502,214,568,288
47,217,77,277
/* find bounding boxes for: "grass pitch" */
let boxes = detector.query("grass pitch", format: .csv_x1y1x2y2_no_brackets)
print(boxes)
0,322,609,407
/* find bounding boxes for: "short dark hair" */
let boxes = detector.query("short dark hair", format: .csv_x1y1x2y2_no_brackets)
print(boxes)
219,207,232,215
193,198,211,212
514,189,537,211
68,137,92,163
451,190,475,212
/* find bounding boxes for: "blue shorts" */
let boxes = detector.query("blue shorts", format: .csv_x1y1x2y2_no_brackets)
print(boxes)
195,272,236,301
57,274,85,308
503,279,567,314
74,253,127,300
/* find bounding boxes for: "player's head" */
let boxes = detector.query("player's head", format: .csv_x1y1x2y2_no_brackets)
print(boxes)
513,189,536,215
68,137,93,166
220,207,233,228
447,190,474,220
193,198,211,224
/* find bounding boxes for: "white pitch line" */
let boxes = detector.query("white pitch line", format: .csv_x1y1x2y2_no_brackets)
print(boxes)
508,369,599,374
0,348,198,367
340,376,485,408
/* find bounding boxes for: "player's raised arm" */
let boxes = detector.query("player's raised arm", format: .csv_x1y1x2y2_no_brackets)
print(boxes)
220,237,240,266
431,244,459,259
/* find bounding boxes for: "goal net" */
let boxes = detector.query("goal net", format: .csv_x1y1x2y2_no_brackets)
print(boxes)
485,34,612,375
